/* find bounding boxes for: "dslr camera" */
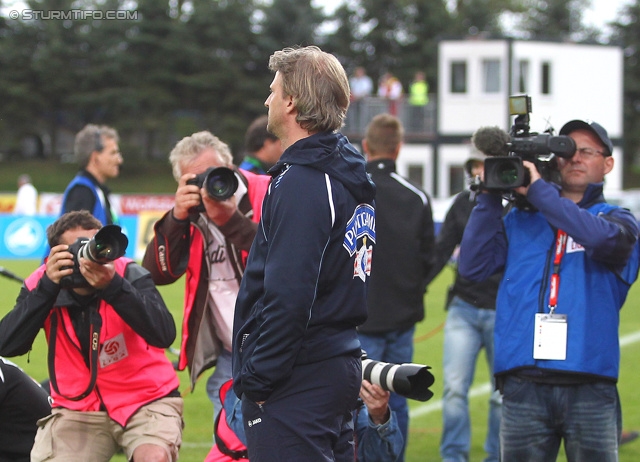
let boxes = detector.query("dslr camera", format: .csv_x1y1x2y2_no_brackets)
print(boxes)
482,95,576,191
60,225,129,289
361,350,435,402
186,167,239,213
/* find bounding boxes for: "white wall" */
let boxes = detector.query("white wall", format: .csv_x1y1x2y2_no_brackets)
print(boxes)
512,41,623,137
438,40,509,134
396,144,435,195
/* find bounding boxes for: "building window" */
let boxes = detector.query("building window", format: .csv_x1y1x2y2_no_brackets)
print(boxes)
450,61,467,93
449,165,465,196
482,59,501,93
407,164,424,188
541,62,551,94
516,60,529,94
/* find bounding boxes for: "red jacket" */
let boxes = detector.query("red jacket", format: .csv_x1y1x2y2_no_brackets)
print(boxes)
143,169,270,390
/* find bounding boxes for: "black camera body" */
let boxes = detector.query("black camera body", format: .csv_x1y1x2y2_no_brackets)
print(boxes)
186,167,239,213
60,225,129,289
483,95,576,191
361,350,434,402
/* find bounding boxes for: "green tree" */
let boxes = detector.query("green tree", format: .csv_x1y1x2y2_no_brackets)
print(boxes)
325,0,453,94
258,0,325,51
398,0,455,93
12,0,93,157
180,0,274,156
0,9,43,156
516,0,592,40
450,0,512,35
611,0,640,183
117,0,185,159
322,0,379,90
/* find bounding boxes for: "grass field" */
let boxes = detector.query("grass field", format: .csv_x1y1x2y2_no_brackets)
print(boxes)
1,258,640,461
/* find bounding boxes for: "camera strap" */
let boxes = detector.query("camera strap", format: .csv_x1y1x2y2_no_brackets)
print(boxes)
213,410,248,460
548,229,568,314
48,306,102,401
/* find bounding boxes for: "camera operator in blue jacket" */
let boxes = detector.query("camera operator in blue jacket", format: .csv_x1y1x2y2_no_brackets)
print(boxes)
458,119,640,461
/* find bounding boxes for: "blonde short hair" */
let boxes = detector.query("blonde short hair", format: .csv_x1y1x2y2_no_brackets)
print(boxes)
268,46,350,133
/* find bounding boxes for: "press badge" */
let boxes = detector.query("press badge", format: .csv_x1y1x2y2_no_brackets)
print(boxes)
533,313,567,360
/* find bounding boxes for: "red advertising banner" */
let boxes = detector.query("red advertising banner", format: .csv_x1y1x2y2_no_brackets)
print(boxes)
118,195,175,214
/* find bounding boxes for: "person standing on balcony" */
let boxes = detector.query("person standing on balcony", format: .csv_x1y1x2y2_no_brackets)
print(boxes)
348,66,374,131
378,72,403,116
408,71,429,133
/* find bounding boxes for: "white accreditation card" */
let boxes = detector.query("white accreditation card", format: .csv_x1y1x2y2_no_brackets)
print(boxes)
533,313,568,360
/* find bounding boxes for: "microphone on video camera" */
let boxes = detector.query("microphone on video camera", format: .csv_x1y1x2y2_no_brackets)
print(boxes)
471,126,511,157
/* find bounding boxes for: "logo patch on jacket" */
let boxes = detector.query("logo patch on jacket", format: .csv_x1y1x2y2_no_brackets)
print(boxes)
565,235,585,254
344,204,375,281
99,333,129,368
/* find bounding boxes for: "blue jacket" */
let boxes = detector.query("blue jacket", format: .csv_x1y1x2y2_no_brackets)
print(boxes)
232,132,376,402
61,172,113,225
459,180,640,381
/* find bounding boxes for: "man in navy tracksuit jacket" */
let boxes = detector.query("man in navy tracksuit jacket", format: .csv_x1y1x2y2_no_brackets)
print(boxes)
232,46,376,462
459,120,640,461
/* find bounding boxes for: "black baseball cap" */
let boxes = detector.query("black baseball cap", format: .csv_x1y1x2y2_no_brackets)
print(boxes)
559,120,613,156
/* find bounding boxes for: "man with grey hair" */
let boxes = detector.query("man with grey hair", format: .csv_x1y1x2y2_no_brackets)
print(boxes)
232,46,376,461
142,131,270,431
61,124,122,225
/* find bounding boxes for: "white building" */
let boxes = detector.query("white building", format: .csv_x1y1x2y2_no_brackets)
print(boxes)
393,38,624,200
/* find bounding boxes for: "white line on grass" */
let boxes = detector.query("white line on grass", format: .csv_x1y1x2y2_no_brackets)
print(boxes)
410,329,640,419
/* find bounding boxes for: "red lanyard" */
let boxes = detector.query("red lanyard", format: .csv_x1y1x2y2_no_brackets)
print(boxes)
548,229,568,313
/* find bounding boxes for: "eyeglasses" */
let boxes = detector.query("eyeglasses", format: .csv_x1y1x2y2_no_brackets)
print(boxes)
573,147,606,159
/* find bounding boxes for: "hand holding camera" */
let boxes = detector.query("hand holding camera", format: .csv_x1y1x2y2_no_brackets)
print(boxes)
513,160,543,197
46,244,76,285
48,225,128,290
175,167,239,225
360,380,391,425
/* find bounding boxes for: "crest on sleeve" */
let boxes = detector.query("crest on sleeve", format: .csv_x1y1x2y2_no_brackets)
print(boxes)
343,204,376,281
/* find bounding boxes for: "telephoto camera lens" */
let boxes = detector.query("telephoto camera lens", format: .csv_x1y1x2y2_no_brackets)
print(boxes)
203,167,239,201
60,225,129,288
80,225,129,263
361,353,435,402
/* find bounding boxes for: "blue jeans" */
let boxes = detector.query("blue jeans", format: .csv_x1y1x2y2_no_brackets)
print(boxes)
205,348,233,429
440,297,501,462
358,326,414,462
501,376,621,462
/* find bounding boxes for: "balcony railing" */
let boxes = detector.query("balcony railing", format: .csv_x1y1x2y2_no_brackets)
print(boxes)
342,96,437,142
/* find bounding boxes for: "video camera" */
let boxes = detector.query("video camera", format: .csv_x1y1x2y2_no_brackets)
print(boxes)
473,95,576,192
60,225,129,289
361,350,435,402
186,166,239,213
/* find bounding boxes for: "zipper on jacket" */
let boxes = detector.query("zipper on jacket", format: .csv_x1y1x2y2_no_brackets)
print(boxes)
240,333,249,353
538,246,554,313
